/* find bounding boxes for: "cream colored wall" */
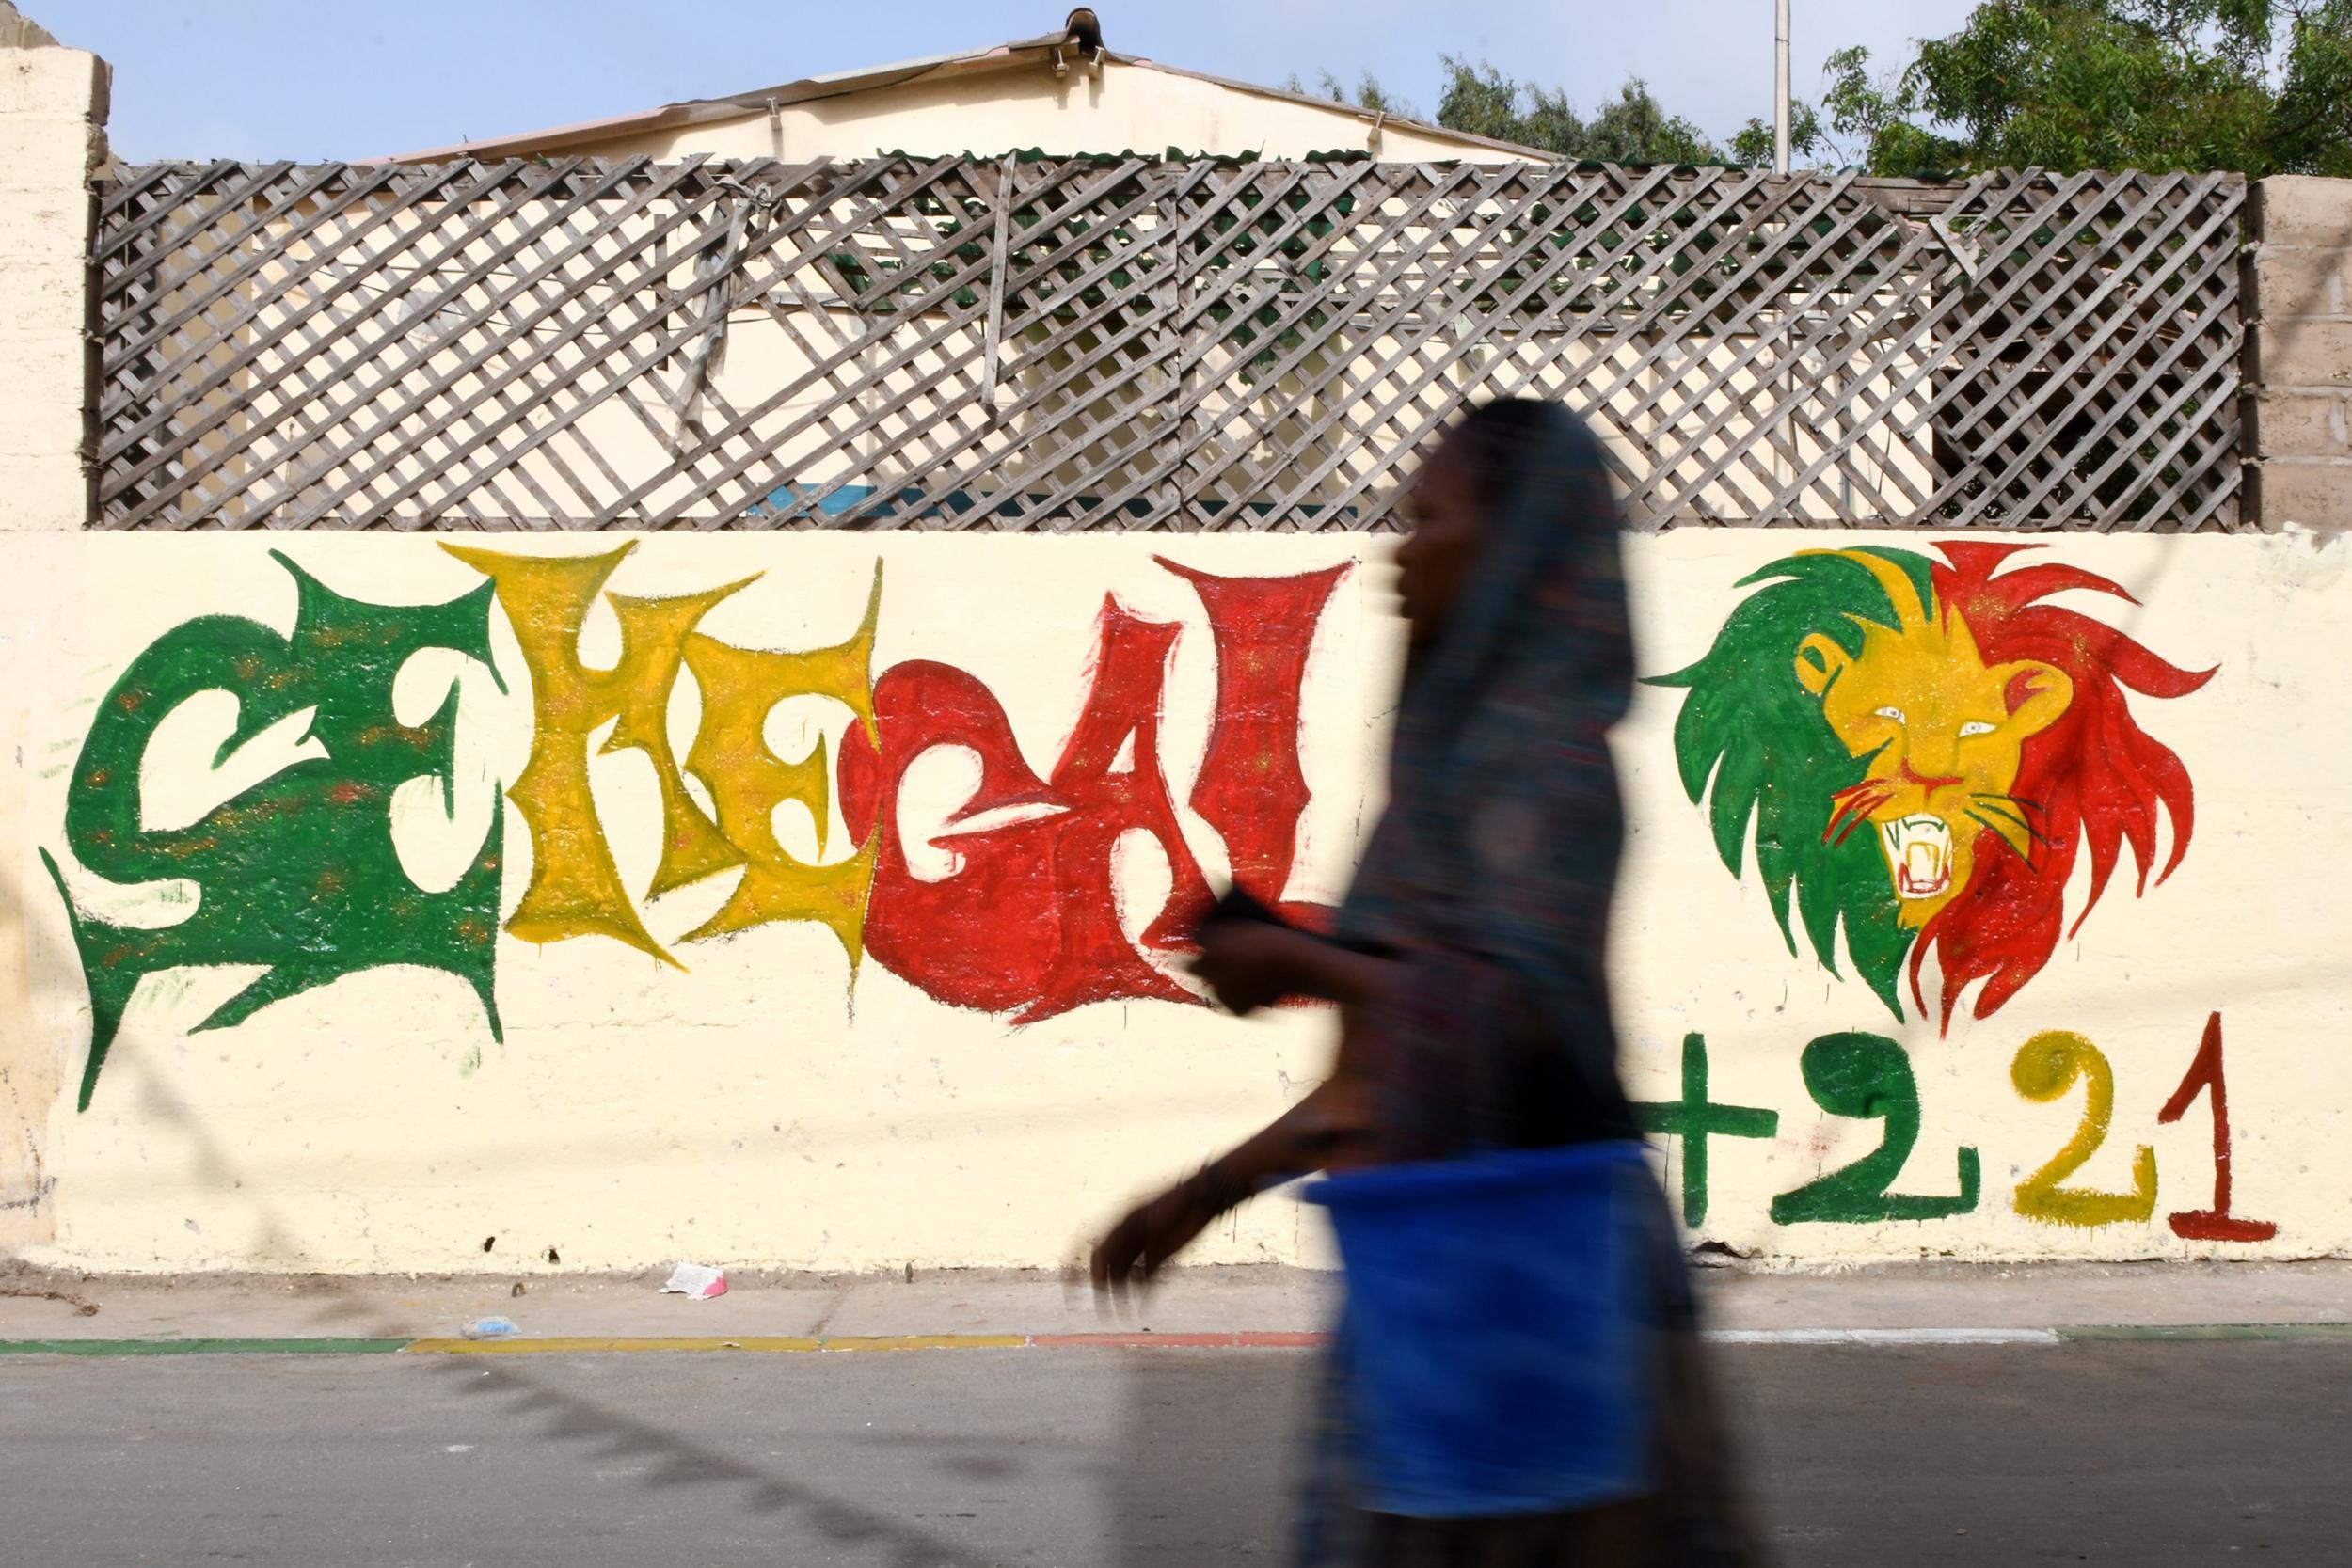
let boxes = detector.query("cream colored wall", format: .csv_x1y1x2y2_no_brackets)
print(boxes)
553,62,1512,166
0,42,99,531
1618,530,2344,1262
5,526,2344,1274
0,40,101,1253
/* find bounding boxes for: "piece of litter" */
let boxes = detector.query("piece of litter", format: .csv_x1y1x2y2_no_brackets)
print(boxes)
660,1262,727,1300
460,1316,518,1339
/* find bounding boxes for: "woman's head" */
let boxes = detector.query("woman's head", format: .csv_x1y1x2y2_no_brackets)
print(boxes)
1395,397,1558,646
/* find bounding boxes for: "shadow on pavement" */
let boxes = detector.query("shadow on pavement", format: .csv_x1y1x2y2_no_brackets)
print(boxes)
1104,1347,1310,1563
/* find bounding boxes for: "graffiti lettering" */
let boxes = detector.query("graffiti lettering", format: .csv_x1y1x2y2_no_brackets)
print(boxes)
441,543,747,964
866,597,1217,1021
2010,1030,2157,1228
49,548,1347,1099
1161,558,1349,926
1633,1032,1779,1227
1667,1017,2280,1240
43,551,503,1107
678,564,883,961
1770,1032,1982,1225
2158,1013,2277,1243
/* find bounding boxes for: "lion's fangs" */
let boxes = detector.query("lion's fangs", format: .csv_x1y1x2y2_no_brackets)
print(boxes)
1882,814,1953,899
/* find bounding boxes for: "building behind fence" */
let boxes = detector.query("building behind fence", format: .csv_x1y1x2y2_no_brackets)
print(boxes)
96,155,2246,532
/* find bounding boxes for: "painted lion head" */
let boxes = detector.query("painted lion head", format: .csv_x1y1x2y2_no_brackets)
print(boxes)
1649,542,2213,1030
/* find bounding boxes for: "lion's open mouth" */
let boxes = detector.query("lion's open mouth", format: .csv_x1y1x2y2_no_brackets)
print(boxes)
1881,815,1952,898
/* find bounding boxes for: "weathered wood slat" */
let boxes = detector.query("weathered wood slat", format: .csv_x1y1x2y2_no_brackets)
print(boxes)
90,156,2246,532
103,155,649,516
262,157,793,529
1226,166,1778,525
1674,172,2151,525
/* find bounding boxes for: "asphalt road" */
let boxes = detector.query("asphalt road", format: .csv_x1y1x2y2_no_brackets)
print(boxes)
1,1340,2344,1566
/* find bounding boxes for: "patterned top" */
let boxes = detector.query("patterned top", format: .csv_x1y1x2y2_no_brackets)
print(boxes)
1333,402,1641,1159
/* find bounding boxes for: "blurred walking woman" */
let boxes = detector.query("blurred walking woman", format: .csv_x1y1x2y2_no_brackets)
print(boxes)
1089,398,1759,1565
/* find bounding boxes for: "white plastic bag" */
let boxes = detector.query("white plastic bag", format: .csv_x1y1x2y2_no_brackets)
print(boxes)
659,1261,727,1300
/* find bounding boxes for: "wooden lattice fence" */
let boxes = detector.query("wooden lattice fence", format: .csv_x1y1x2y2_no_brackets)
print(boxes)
91,154,2248,531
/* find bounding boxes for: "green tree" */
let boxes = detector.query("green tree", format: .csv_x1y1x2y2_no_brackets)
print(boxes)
2267,0,2352,174
1312,70,1417,120
1827,1,2352,176
1583,78,1726,164
1432,56,1724,163
1728,102,1830,168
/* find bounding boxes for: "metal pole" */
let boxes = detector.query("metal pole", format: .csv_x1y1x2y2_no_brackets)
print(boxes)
1774,0,1791,176
1774,0,1794,499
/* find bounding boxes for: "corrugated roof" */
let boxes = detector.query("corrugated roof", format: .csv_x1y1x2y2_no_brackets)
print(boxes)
382,35,1554,165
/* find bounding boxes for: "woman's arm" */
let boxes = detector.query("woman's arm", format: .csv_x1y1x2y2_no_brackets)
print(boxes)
1187,919,1399,1013
1088,995,1393,1291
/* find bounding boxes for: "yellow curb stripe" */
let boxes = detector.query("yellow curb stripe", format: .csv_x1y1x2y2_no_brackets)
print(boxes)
821,1335,1030,1352
403,1334,1029,1354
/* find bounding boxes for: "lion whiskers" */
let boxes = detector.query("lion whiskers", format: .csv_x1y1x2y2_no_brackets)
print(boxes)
1968,792,2051,847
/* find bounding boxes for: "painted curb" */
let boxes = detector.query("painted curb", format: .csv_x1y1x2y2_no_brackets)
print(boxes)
405,1334,1028,1354
1707,1327,2059,1346
0,1338,410,1356
1,1324,2344,1356
401,1331,1327,1354
2055,1322,2352,1343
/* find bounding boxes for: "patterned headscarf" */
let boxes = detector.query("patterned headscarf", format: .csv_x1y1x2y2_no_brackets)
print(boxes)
1335,399,1637,1144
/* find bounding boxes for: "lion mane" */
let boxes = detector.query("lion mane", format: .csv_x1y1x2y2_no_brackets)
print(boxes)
1649,541,2213,1030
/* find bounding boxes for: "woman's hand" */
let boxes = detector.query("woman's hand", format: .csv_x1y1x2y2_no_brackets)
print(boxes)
1188,919,1325,1014
1089,1173,1224,1296
1190,918,1400,1015
1086,1075,1384,1298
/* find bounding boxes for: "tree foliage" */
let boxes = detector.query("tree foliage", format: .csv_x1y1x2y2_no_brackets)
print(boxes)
1285,70,1418,121
1820,1,2352,176
1292,3,2352,175
1427,57,1724,164
1729,103,1830,169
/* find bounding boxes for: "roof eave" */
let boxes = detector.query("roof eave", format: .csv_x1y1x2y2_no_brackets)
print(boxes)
382,40,1071,164
381,40,1557,166
1121,57,1557,161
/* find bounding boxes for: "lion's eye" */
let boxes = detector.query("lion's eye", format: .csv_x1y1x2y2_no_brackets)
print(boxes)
1959,721,1995,737
1874,705,1905,723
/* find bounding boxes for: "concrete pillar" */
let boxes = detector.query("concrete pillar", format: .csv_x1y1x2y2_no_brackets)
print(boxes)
0,32,104,532
0,20,102,1253
2248,176,2352,531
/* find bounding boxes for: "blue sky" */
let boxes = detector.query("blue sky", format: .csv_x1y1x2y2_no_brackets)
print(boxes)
46,0,1979,164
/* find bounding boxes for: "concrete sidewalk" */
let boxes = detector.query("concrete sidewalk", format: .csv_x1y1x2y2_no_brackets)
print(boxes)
4,1259,2348,1346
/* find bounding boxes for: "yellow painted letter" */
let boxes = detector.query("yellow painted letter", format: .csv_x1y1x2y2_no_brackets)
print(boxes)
680,562,883,964
444,543,750,964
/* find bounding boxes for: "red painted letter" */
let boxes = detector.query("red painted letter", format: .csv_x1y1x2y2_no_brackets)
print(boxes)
2158,1011,2277,1243
860,599,1210,1022
1158,557,1348,929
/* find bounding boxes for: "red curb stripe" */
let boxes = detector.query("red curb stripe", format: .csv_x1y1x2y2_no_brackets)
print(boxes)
1029,1331,1330,1349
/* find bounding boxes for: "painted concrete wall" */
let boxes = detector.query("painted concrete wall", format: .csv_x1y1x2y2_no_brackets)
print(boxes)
5,526,2344,1273
6,54,2344,1275
0,37,101,1257
0,40,99,531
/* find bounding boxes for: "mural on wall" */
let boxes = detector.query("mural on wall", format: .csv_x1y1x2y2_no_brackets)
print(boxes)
34,537,2285,1255
40,551,505,1110
1637,1012,2275,1241
44,546,1349,1107
1648,541,2214,1030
